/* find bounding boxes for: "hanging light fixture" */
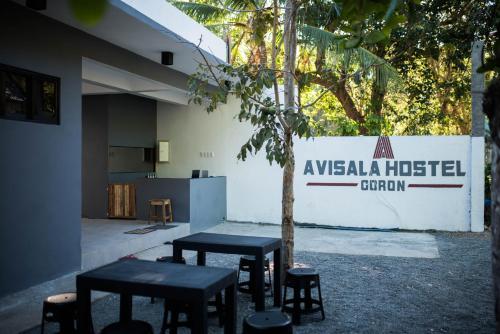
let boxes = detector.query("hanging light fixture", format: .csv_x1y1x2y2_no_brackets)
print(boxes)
161,52,174,66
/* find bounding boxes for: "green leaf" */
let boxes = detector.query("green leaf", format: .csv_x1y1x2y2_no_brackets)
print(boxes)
298,24,345,50
344,37,362,49
172,2,228,23
364,30,387,44
69,0,108,26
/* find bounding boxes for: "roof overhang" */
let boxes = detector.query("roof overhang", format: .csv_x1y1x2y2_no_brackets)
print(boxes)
14,0,227,76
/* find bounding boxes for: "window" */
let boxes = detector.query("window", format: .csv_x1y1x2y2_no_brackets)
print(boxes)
0,64,60,125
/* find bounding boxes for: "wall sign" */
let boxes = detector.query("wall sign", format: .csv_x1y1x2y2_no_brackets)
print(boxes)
303,136,466,192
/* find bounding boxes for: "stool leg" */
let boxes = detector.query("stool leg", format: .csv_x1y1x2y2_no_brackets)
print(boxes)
305,282,313,311
216,292,224,327
160,301,169,334
292,286,301,325
316,276,326,320
170,308,179,334
267,266,273,296
162,204,167,225
282,284,288,312
249,265,256,302
169,203,173,222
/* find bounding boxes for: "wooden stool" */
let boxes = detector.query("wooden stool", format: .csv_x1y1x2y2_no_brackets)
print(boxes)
148,199,173,224
243,311,293,334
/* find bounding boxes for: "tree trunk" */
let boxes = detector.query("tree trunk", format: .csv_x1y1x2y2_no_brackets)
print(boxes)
282,0,297,269
484,78,500,332
282,130,295,269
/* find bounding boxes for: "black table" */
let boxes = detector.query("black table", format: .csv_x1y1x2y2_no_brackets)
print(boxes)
76,259,237,334
173,232,282,311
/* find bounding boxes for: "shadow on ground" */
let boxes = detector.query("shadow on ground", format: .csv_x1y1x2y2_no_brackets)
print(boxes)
24,233,494,334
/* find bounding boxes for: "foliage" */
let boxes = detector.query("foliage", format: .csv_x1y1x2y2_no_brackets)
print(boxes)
188,62,312,166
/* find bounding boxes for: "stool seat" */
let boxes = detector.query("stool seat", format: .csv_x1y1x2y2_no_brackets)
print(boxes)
46,292,77,305
41,292,78,334
243,311,293,334
101,320,154,334
287,268,317,277
156,256,186,264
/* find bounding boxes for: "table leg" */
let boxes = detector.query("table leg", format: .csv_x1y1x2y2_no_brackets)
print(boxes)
119,293,132,322
173,245,183,263
191,298,208,334
76,280,93,334
255,252,265,311
273,247,282,307
197,251,206,266
224,284,237,334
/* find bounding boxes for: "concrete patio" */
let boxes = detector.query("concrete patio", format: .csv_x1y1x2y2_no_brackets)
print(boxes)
8,222,493,334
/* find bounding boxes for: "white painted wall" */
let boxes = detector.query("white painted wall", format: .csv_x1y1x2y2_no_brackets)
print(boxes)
156,101,484,231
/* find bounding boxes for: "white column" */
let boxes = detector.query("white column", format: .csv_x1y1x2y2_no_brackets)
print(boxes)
470,136,485,232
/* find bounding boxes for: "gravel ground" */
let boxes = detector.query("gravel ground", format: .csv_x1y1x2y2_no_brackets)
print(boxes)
28,232,494,334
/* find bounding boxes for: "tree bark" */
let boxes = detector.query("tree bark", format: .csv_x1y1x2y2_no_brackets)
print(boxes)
484,78,500,332
282,0,297,269
282,130,295,269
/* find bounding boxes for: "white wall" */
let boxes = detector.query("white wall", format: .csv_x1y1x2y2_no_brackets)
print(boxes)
156,101,484,232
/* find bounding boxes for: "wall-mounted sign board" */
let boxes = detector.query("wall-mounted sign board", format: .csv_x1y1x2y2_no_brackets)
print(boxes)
158,140,170,163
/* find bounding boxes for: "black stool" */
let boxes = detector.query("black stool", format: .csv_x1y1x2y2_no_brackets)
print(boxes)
243,311,293,334
156,256,186,264
282,268,325,325
41,292,77,334
101,320,153,334
237,255,273,301
160,294,224,334
157,256,224,332
152,256,187,304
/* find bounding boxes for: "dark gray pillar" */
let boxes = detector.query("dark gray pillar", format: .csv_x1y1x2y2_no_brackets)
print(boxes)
471,40,485,137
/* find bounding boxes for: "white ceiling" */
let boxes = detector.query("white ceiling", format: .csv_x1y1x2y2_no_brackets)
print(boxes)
14,0,227,76
82,58,189,105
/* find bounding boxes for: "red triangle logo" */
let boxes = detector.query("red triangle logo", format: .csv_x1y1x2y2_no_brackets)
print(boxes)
373,136,394,159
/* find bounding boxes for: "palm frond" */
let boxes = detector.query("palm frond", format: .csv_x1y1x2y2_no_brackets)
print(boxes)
298,24,345,51
172,2,229,23
356,48,400,87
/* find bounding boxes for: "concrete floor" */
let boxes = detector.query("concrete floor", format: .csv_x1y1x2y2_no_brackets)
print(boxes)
1,221,441,333
0,219,189,334
210,222,440,258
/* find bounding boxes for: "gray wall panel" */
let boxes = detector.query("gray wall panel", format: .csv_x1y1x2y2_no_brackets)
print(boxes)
0,1,82,297
189,177,227,232
82,96,109,218
134,179,191,222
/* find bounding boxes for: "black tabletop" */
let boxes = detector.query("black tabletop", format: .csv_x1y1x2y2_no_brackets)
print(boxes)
78,259,235,294
173,233,281,253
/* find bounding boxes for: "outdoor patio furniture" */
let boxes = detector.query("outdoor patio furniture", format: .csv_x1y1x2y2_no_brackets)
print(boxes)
76,259,237,334
155,254,224,329
173,232,282,311
282,268,325,325
41,292,78,334
100,320,153,334
242,311,293,334
237,255,273,301
148,198,173,224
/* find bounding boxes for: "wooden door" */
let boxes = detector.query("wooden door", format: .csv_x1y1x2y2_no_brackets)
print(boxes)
108,183,136,218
